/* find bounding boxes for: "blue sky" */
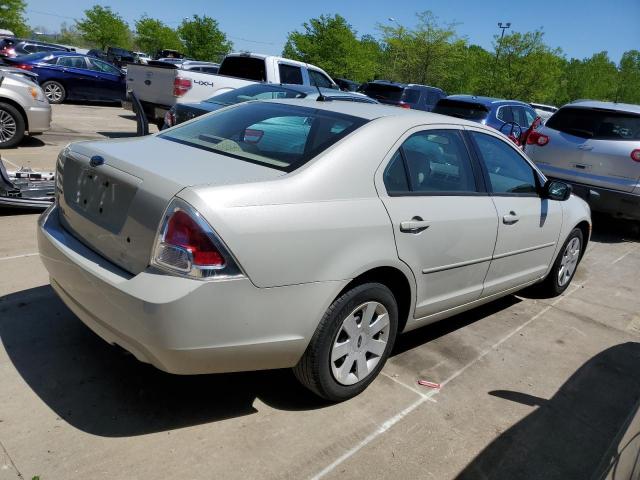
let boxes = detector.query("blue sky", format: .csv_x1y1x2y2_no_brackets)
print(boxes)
25,0,639,62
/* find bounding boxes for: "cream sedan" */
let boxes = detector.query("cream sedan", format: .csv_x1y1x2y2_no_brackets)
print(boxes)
38,100,591,401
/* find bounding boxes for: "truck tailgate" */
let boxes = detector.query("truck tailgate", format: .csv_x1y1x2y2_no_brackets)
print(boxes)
126,63,177,107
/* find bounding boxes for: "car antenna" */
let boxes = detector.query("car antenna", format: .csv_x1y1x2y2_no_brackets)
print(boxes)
313,79,329,102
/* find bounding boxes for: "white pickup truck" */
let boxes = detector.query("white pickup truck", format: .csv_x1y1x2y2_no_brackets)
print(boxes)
125,52,338,127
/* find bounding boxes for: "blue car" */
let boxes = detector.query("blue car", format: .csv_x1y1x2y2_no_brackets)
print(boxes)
433,95,539,139
4,51,125,104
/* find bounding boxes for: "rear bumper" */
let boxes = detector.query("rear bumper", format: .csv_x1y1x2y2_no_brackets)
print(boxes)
37,204,345,374
547,178,640,221
26,104,51,133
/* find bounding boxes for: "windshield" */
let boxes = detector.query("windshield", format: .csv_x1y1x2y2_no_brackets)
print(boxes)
159,102,368,172
546,107,640,140
206,84,306,106
433,99,490,121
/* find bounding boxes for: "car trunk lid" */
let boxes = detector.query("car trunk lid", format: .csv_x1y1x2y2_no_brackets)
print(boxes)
56,136,284,275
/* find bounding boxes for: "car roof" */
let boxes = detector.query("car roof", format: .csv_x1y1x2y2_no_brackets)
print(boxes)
565,100,640,115
266,98,485,126
363,80,443,92
445,94,531,107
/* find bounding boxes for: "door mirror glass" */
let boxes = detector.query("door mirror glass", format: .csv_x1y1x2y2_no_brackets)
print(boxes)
544,180,571,201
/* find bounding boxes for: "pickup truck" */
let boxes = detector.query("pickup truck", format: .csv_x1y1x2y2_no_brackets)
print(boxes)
125,52,338,127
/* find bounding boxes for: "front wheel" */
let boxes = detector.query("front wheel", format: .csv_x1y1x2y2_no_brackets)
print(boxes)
42,81,66,104
294,283,398,402
0,102,26,148
541,228,584,296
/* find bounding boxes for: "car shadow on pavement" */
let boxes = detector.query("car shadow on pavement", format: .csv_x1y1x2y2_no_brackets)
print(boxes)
590,213,639,243
0,285,328,437
12,135,46,148
455,342,640,480
96,131,140,139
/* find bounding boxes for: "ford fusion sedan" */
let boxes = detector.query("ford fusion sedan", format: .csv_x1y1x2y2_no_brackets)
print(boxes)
38,101,591,401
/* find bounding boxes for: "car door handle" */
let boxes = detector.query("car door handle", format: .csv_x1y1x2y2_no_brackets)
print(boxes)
577,145,593,151
503,211,519,225
400,217,430,233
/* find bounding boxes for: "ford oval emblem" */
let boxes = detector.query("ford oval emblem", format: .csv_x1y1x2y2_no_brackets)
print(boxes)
90,155,105,167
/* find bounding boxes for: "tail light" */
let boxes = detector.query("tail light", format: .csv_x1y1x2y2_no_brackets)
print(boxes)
173,77,192,97
16,64,33,70
631,149,640,163
164,109,176,128
398,102,411,109
0,47,16,57
152,198,243,280
526,131,550,146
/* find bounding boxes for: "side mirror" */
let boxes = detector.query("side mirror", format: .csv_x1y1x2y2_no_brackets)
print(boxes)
543,180,571,201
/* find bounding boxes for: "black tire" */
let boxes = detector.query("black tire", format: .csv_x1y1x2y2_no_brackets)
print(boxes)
294,282,398,402
540,228,584,296
0,102,26,149
41,81,66,104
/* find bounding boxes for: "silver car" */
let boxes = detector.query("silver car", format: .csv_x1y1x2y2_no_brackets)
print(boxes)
525,101,640,221
0,67,51,148
530,102,558,123
38,101,591,401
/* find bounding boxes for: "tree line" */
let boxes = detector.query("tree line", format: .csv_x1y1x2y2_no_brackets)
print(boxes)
2,2,638,106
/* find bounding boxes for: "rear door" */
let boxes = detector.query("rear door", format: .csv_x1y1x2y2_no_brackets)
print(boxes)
467,128,563,294
530,106,640,193
376,126,499,318
86,58,124,101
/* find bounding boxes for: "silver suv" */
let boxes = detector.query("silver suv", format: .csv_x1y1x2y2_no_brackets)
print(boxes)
0,67,51,148
525,101,640,221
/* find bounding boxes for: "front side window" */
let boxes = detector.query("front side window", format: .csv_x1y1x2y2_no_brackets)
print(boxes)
87,58,120,74
279,64,303,84
470,132,537,195
309,70,334,88
383,129,477,194
159,102,367,172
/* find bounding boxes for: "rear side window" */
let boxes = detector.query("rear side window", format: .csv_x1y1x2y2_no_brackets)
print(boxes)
470,132,537,195
546,107,640,140
309,70,334,88
497,106,514,123
159,102,367,172
402,89,420,104
384,130,477,194
433,99,489,121
218,57,267,81
361,83,404,102
278,64,303,85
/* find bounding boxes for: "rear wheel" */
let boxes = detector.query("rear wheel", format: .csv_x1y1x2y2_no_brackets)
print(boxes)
0,103,25,148
541,228,583,296
42,81,66,104
294,283,398,402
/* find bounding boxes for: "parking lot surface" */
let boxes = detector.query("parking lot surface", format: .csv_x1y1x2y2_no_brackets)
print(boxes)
1,105,639,480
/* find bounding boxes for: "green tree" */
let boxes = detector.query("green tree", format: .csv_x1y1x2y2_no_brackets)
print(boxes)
178,15,232,62
616,50,640,104
0,0,29,37
377,11,465,89
135,16,182,56
76,5,132,50
283,14,380,82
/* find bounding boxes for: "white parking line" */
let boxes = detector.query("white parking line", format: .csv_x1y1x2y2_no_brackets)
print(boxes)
0,157,19,169
311,242,640,479
0,253,39,261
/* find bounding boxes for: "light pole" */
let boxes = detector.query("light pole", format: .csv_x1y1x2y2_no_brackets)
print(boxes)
492,22,511,92
388,17,402,80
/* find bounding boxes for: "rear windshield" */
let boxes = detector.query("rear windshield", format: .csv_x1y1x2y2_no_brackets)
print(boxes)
361,83,404,102
159,102,368,172
206,84,305,106
433,99,490,121
546,107,640,140
218,57,267,81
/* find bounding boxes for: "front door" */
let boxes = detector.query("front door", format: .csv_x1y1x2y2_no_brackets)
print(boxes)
377,127,499,318
466,129,563,295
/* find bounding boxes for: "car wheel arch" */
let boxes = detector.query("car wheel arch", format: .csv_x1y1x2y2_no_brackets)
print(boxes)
0,97,28,131
335,265,415,334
